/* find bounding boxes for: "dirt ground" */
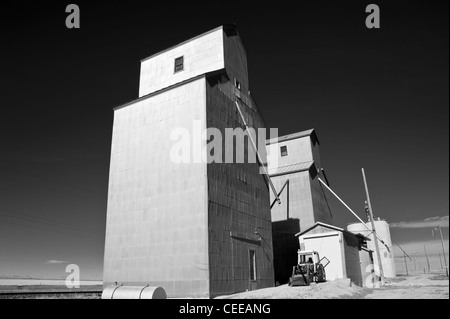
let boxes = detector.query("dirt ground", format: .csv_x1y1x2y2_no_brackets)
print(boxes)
364,274,449,299
0,285,103,299
0,292,102,300
1,275,447,299
216,274,449,299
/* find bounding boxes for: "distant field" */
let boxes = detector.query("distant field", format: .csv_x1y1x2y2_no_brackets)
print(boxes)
0,282,103,299
0,291,102,300
0,279,102,286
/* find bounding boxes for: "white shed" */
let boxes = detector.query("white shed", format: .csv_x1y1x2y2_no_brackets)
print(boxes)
296,222,370,287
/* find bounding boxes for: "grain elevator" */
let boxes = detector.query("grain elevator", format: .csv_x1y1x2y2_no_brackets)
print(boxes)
103,25,274,298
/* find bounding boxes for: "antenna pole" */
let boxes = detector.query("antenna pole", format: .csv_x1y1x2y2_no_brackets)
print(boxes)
362,168,385,286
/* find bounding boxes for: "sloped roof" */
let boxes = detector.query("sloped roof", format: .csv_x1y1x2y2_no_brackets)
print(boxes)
266,129,319,146
268,161,315,178
295,222,370,241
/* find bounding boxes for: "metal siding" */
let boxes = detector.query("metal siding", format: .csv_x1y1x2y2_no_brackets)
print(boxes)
139,28,225,97
271,172,315,226
206,32,274,297
311,176,333,226
206,81,274,297
344,242,364,286
104,78,210,298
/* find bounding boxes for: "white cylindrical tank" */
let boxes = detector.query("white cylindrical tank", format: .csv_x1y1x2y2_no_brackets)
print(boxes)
347,219,396,279
359,248,374,287
102,285,167,299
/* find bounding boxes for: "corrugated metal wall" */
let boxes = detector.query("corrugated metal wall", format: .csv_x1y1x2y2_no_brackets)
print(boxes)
206,32,274,297
104,78,210,298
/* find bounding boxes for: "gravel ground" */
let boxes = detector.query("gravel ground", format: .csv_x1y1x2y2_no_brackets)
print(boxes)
216,279,367,299
216,274,449,299
364,274,449,299
1,274,447,299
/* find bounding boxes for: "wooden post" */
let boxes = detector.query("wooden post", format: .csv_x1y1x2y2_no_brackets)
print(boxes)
362,168,385,286
417,251,422,271
404,253,409,276
424,245,431,274
413,252,417,271
437,225,449,277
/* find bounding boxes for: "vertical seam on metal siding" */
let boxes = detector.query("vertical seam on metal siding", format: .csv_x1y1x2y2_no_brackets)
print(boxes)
203,77,211,298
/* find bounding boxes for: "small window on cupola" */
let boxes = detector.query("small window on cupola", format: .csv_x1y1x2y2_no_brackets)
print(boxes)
174,56,184,73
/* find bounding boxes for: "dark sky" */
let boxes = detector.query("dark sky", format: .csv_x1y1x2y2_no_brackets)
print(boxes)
0,1,448,279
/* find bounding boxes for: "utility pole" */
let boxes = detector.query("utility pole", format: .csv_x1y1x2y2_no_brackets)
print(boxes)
424,245,431,274
413,252,417,271
417,251,422,271
403,253,409,276
362,168,385,285
434,225,448,277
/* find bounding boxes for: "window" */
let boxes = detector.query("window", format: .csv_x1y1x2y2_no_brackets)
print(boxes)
280,146,288,157
234,78,241,91
249,250,257,281
174,56,184,73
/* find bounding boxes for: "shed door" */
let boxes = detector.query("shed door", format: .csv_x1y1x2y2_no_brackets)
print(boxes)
303,234,343,281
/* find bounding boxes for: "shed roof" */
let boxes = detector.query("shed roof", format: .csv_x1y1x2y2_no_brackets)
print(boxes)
295,222,370,241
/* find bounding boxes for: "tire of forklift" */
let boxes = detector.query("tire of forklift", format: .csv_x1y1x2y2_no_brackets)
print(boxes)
317,265,326,283
305,269,312,286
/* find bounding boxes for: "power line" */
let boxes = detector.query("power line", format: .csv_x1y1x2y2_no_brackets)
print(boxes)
1,170,105,200
0,220,103,240
0,165,106,198
0,174,104,202
0,210,99,235
0,207,100,232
